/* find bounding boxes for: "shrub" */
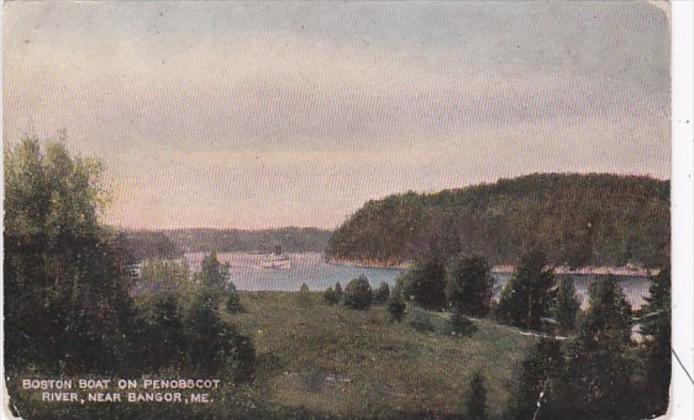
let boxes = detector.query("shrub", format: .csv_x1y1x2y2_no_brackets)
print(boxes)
323,287,338,305
374,282,390,304
343,275,373,310
296,283,312,308
387,293,406,322
451,306,477,336
463,371,488,420
334,282,343,301
408,308,435,333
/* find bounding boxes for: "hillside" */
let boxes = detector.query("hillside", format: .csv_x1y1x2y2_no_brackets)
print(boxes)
164,227,332,254
119,230,183,261
326,173,670,268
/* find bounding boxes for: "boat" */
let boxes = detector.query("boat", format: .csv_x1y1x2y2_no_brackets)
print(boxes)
259,245,291,270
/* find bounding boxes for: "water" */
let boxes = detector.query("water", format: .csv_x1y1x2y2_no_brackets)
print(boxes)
184,252,654,309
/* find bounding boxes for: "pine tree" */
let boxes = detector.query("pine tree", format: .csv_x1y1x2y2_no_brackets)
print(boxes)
495,249,556,331
334,281,344,302
564,275,633,417
463,371,488,420
400,253,447,310
343,275,373,309
445,255,494,316
374,282,390,304
553,277,581,334
640,266,671,415
323,286,338,304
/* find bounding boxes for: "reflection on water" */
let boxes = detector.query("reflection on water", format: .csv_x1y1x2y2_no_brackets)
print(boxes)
184,252,653,309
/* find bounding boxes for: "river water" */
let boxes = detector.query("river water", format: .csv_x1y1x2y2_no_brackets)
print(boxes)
184,252,653,309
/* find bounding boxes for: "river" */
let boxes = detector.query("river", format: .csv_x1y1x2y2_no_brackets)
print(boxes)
184,252,653,309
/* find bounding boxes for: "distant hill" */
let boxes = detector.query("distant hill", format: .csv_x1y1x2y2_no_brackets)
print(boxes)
326,173,670,268
163,227,332,254
119,230,183,261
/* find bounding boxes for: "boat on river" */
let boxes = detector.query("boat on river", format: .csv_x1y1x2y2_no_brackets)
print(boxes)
259,245,291,270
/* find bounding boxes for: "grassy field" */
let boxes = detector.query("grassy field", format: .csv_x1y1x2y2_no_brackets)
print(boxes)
226,291,535,419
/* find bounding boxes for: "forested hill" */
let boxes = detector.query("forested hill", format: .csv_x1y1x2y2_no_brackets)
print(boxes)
326,173,670,268
120,227,331,260
163,227,331,254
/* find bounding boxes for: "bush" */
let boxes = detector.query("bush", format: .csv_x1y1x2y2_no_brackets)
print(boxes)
387,293,406,322
408,308,435,333
323,287,338,305
374,282,390,304
334,282,344,301
451,306,477,336
463,371,488,420
343,275,373,310
296,283,312,308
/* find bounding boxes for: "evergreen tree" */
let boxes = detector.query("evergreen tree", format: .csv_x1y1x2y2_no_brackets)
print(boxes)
553,277,581,334
451,305,476,335
323,286,338,305
640,266,671,415
564,275,634,418
225,281,243,313
400,253,447,310
141,292,187,371
296,283,312,308
445,255,494,316
463,371,488,420
195,251,230,289
374,282,390,304
387,292,406,322
343,275,373,309
506,338,563,420
495,249,556,331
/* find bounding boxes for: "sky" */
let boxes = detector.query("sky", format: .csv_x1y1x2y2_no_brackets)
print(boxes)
3,1,670,230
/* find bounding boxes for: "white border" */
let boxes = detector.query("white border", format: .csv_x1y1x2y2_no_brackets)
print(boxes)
670,1,694,419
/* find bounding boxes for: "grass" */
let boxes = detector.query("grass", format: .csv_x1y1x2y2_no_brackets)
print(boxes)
225,291,535,419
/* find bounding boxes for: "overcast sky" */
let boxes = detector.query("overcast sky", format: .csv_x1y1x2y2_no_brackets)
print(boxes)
4,1,670,230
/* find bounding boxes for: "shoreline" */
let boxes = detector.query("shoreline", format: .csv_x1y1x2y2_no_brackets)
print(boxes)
324,257,659,277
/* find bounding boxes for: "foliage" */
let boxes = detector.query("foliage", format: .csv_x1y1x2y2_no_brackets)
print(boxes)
639,266,671,415
226,281,243,313
387,292,406,322
563,275,634,418
408,308,435,333
463,371,488,420
374,282,390,304
185,287,255,381
398,253,447,310
326,173,669,268
296,282,312,308
136,292,188,371
495,249,556,331
4,136,134,373
323,286,338,305
445,255,494,316
553,277,581,334
450,306,477,336
138,258,190,293
194,250,230,289
505,338,563,420
343,275,373,310
164,227,331,253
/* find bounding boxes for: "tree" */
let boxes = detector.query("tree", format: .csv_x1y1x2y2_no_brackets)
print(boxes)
185,288,255,381
399,253,447,310
296,282,312,307
225,281,243,313
553,277,581,334
445,255,494,316
374,282,390,304
387,292,406,322
463,371,488,420
139,292,187,371
564,275,634,418
343,275,373,310
334,281,344,302
195,251,230,289
495,249,556,331
4,136,134,373
505,338,563,420
639,266,671,415
323,287,338,305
